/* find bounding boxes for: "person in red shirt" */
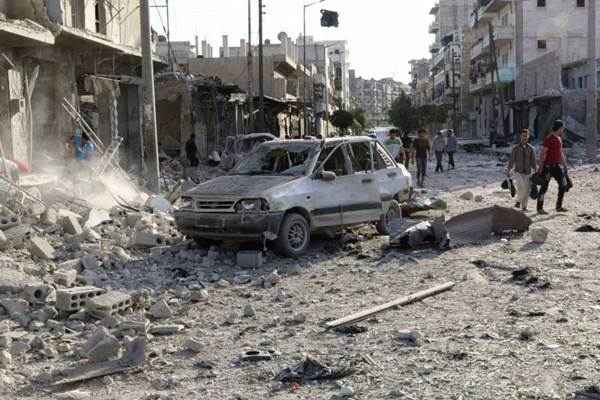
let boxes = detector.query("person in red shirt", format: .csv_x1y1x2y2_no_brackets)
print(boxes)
536,119,568,214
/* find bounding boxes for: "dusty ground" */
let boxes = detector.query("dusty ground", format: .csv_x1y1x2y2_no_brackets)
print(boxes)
4,151,600,400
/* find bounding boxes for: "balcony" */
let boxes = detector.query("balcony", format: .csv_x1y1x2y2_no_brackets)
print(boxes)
429,42,441,54
430,2,439,15
470,71,493,94
429,21,440,34
431,49,446,70
479,0,511,15
494,25,514,46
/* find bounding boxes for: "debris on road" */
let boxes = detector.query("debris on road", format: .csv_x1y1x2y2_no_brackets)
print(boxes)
275,355,354,383
324,282,455,330
389,217,449,249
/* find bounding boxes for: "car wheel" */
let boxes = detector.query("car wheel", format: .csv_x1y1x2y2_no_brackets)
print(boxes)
274,213,311,257
376,200,402,236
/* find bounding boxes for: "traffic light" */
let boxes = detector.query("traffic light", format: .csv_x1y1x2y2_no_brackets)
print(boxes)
320,10,339,27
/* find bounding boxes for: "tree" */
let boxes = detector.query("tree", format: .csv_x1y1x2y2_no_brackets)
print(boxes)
331,110,354,134
350,108,367,133
388,92,420,134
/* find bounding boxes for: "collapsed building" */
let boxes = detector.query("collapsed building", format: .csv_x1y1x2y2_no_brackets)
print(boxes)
0,0,163,174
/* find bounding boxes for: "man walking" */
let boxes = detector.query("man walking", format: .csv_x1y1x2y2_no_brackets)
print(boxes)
185,133,199,167
412,128,431,188
507,128,536,211
384,129,402,163
446,129,457,170
537,120,569,214
432,131,446,173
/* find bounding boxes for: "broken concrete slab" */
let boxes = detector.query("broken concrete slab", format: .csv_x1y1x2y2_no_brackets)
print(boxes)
446,206,532,246
84,208,111,229
40,208,58,225
0,298,30,317
149,299,172,319
28,236,55,260
148,324,184,335
62,215,83,235
48,337,145,386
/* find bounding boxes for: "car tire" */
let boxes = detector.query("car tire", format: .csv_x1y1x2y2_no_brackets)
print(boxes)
376,200,402,236
274,213,311,257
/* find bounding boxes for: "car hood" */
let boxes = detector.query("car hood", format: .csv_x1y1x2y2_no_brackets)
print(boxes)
186,175,299,197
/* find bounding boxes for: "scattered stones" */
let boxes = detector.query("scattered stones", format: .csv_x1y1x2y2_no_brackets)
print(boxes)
82,327,121,362
215,279,231,288
474,194,484,203
57,343,72,353
519,327,536,341
332,385,354,399
149,299,173,319
0,298,29,317
530,227,549,244
149,324,184,335
55,390,92,400
0,336,10,349
395,329,420,346
190,289,209,302
243,304,256,318
0,350,12,369
460,191,474,201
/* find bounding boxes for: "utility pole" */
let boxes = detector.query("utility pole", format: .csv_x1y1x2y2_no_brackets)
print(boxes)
247,0,255,133
451,47,458,136
303,6,307,137
140,0,160,193
258,0,265,131
166,0,172,71
488,22,506,145
587,0,598,162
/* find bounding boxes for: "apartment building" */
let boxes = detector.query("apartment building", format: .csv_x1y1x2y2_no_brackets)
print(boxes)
188,34,317,138
0,0,153,173
511,0,599,140
350,71,407,127
409,58,432,107
469,0,516,143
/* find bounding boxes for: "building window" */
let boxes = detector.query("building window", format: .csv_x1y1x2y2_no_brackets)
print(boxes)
579,77,584,88
71,0,85,29
537,0,546,6
537,40,547,49
577,0,585,7
95,0,107,34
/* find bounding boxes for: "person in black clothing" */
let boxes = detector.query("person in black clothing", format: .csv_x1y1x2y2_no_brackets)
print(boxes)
401,131,413,168
185,134,199,167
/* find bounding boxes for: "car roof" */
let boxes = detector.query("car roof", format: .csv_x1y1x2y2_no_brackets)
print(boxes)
266,136,376,146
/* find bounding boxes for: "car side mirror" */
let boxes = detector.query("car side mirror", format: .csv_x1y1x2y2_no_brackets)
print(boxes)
319,171,337,181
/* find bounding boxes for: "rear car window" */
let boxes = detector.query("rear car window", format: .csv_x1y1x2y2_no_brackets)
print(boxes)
347,142,372,174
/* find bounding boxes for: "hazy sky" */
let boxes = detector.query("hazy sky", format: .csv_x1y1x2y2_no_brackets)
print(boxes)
150,0,435,83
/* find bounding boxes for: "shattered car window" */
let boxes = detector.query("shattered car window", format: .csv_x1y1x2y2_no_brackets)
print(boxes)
232,143,319,176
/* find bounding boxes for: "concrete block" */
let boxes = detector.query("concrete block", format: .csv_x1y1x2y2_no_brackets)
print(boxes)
236,250,264,268
55,286,106,312
58,209,82,221
28,237,55,260
87,335,121,362
4,224,31,244
22,284,53,304
57,259,81,270
87,291,132,319
149,299,172,319
54,269,78,287
0,298,30,317
40,208,58,225
84,208,111,229
62,215,83,235
131,230,167,248
0,216,19,231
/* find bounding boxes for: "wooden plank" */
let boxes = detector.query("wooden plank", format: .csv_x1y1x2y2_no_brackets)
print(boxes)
324,282,455,330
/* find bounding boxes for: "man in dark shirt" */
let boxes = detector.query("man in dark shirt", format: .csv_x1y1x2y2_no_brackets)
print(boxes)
412,128,431,188
185,134,199,167
537,120,568,214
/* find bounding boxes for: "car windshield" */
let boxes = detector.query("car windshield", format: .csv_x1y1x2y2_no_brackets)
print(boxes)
231,142,320,177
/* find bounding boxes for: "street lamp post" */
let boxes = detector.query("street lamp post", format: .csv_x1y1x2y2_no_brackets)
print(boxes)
303,0,325,138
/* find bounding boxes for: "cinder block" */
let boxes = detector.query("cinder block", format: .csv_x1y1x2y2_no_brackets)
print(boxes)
87,291,132,319
22,285,52,304
0,216,19,231
3,224,31,242
236,250,264,268
61,215,83,235
131,230,168,248
40,208,58,225
54,269,78,287
55,286,106,312
28,237,55,260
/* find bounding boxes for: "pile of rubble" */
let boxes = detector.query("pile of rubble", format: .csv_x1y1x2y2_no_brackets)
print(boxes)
0,171,189,387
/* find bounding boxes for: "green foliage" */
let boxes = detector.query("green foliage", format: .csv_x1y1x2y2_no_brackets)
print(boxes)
350,108,367,132
331,110,354,134
389,92,450,133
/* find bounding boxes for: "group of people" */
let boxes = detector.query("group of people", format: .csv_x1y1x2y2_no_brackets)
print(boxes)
507,119,569,214
384,128,458,188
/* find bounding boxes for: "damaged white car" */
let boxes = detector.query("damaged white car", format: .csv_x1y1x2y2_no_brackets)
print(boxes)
175,136,412,256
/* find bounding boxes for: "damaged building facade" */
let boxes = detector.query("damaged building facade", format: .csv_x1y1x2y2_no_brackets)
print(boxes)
0,0,156,173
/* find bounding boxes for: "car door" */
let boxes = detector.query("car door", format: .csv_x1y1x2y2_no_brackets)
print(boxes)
372,141,406,206
344,141,382,224
309,145,348,228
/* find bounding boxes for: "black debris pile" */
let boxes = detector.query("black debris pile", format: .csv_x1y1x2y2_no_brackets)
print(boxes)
275,355,354,383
